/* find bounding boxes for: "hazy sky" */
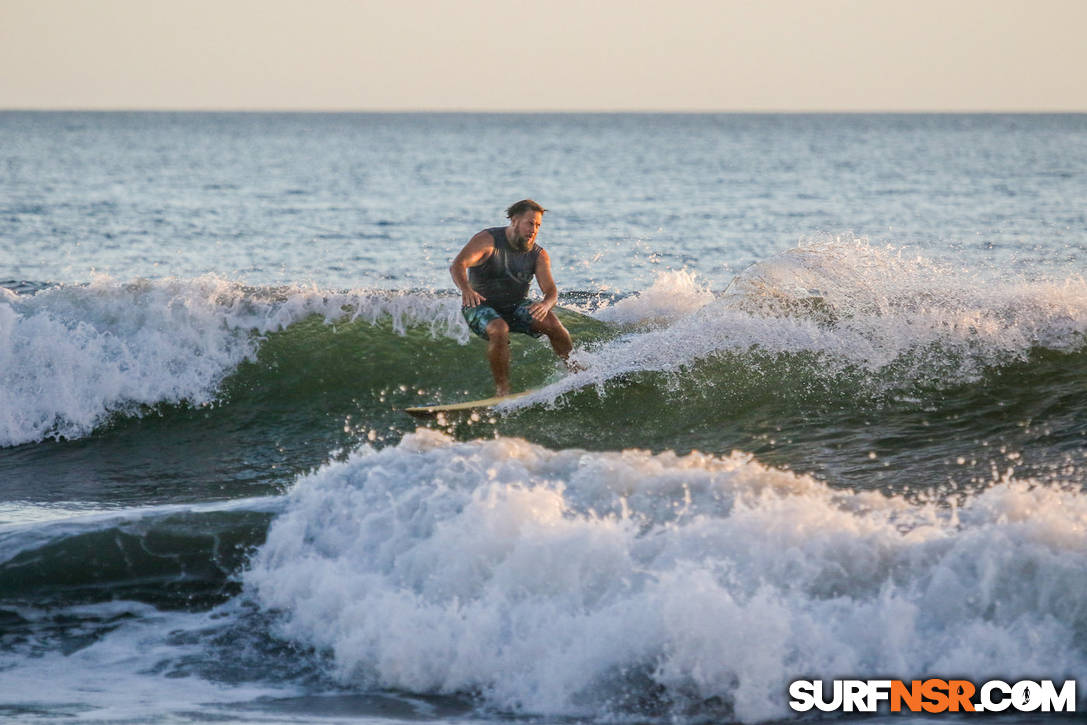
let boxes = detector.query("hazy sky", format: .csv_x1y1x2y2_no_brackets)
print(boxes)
2,0,1085,111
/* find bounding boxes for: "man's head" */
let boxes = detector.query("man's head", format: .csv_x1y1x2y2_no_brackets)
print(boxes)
506,199,546,250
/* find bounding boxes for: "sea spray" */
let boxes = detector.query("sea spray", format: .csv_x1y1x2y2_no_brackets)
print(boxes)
0,276,466,447
594,269,715,327
6,242,1085,447
512,239,1087,411
246,430,1087,722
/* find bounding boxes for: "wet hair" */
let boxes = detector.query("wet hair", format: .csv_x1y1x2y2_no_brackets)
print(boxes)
505,199,547,219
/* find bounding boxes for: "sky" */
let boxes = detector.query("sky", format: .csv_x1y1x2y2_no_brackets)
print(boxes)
1,0,1085,112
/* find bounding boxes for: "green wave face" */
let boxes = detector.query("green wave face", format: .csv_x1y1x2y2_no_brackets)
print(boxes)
503,348,1087,494
9,305,1087,509
8,235,1087,507
0,307,615,508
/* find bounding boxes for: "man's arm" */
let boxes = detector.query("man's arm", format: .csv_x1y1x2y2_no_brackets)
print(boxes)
528,248,559,321
450,231,494,308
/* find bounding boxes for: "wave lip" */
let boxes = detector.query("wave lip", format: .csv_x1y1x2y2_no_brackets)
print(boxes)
0,276,467,447
245,430,1087,722
723,238,1087,368
7,242,1085,447
515,239,1087,410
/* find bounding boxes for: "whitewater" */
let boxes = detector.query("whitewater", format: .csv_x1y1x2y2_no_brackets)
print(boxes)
2,112,1086,724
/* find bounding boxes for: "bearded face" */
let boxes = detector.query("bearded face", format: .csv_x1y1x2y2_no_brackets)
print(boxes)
510,211,542,250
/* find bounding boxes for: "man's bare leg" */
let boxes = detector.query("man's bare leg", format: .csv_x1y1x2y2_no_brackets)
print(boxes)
486,318,512,396
532,311,575,367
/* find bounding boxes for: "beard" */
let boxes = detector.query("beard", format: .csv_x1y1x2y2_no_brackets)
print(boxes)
511,233,534,252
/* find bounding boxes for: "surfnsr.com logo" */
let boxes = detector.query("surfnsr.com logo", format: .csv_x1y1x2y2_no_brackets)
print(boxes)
789,679,1077,714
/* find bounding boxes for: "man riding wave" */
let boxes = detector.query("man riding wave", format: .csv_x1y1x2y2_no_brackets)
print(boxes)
450,199,573,396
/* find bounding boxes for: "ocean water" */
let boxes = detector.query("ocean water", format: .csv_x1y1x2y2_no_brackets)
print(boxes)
1,112,1085,723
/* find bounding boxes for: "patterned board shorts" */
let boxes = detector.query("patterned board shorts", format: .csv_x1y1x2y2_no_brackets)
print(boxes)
462,301,544,340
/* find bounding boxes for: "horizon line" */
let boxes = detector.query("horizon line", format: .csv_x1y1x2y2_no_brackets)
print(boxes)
3,107,1087,115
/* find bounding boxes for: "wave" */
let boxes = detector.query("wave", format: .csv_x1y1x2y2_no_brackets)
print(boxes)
534,238,1087,408
495,242,1087,482
245,429,1087,722
3,241,1086,460
0,276,471,447
0,597,307,723
0,498,280,608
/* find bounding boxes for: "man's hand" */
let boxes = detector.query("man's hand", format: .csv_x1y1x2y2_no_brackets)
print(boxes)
528,300,553,321
462,288,487,308
531,249,560,322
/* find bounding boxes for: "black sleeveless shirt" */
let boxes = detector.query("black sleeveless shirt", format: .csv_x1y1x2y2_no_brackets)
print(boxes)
468,227,542,313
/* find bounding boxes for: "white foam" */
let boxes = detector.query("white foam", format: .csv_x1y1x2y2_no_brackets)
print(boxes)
0,601,299,722
246,430,1087,721
594,269,715,327
0,276,467,447
725,237,1087,360
0,500,117,527
527,239,1087,409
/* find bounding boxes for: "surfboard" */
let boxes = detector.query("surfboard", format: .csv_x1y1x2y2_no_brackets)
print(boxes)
403,390,533,419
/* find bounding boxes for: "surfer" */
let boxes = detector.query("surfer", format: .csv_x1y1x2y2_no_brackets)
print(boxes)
450,199,573,396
